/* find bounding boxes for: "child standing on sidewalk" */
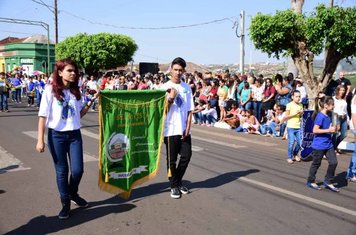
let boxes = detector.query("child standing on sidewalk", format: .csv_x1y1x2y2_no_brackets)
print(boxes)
306,96,339,192
282,90,303,163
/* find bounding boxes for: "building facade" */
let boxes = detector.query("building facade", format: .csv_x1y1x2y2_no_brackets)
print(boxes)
0,36,55,75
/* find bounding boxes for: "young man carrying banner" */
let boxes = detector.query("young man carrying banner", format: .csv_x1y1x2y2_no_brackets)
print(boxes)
161,57,194,199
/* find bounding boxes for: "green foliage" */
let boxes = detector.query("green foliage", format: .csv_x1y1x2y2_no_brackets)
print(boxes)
55,33,138,74
305,5,356,57
249,5,356,60
249,10,305,59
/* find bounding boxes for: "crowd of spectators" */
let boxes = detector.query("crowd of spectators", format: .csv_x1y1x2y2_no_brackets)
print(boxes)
1,68,352,147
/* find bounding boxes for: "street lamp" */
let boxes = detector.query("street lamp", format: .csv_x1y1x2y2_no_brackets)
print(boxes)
0,17,51,76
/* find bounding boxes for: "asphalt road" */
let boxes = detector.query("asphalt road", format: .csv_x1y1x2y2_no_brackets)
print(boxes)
0,101,356,235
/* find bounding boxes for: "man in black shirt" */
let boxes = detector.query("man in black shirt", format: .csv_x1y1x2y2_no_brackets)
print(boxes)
337,71,352,118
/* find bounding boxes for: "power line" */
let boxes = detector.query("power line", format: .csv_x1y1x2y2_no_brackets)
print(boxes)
61,10,236,30
31,0,236,30
31,0,54,13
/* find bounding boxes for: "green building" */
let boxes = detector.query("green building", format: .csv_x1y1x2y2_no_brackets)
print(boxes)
2,35,55,75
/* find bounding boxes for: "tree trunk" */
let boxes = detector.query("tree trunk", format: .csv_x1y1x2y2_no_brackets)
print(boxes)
288,0,305,79
291,0,305,14
319,47,342,91
292,40,318,109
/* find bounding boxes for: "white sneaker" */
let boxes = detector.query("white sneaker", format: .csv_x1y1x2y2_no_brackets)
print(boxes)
170,188,181,199
349,176,356,182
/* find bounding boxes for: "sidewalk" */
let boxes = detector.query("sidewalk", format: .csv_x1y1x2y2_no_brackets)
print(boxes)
345,130,355,142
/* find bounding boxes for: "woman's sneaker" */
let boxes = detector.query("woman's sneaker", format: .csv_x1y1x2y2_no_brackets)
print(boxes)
70,195,88,207
348,175,356,182
59,199,71,220
170,187,181,199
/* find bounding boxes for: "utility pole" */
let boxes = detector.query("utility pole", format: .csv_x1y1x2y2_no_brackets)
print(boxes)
239,10,245,75
54,0,58,44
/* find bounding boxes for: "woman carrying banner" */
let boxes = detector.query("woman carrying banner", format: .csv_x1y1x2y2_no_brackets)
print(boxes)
306,96,339,192
161,57,194,199
36,59,99,219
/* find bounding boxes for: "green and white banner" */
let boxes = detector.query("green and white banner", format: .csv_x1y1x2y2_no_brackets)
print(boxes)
99,90,166,199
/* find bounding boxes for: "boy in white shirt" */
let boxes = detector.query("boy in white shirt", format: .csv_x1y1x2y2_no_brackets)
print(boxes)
161,57,194,199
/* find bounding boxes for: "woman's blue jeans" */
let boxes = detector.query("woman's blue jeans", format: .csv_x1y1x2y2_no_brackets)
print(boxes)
209,99,218,109
48,128,84,200
241,101,252,111
347,140,356,179
0,93,8,110
333,115,348,149
204,114,217,124
36,91,43,107
287,127,301,159
194,112,204,124
15,88,21,102
269,122,286,137
253,101,262,122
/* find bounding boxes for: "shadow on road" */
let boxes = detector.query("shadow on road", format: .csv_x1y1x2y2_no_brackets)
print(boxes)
334,171,348,188
0,165,20,174
189,169,260,189
128,169,260,202
4,196,136,235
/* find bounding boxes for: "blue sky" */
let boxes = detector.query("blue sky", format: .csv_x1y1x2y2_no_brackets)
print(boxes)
0,0,354,65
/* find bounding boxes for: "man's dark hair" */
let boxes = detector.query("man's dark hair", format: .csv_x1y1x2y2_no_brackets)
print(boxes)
171,57,186,69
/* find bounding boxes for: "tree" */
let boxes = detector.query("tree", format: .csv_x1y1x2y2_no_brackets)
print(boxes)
56,33,138,75
291,0,305,14
249,4,356,100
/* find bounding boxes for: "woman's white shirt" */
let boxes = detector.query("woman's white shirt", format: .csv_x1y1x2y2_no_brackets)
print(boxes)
333,96,347,116
38,85,83,131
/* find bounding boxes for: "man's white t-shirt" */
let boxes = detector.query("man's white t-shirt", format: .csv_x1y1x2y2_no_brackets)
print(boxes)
38,85,83,131
161,80,194,137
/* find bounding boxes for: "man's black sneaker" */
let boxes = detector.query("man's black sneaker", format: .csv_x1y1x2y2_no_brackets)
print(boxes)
70,195,88,207
170,187,181,199
59,199,70,220
178,185,190,194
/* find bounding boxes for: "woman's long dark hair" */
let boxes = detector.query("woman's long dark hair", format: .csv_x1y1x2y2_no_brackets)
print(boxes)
52,59,81,101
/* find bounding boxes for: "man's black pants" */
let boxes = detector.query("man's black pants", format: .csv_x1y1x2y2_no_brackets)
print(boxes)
164,135,192,188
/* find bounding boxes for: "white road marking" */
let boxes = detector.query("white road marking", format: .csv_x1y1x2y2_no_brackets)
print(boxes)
192,127,279,147
240,177,356,217
192,135,246,149
80,128,99,139
192,146,204,152
22,131,97,162
0,146,30,173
